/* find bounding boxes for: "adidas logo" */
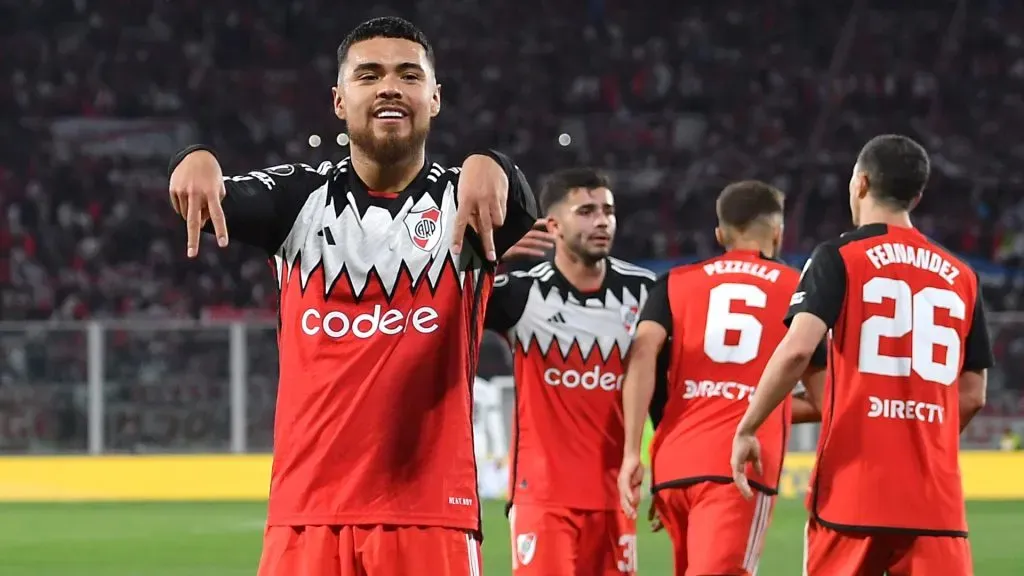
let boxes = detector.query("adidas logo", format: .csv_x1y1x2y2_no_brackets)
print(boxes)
547,312,567,324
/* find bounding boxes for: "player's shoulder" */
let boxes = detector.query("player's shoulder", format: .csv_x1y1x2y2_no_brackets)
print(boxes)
801,225,886,275
664,259,707,281
424,160,464,187
920,235,979,283
805,224,887,260
607,257,657,288
497,259,554,287
227,159,336,191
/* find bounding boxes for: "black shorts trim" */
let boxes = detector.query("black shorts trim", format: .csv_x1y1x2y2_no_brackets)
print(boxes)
651,475,778,496
813,514,968,538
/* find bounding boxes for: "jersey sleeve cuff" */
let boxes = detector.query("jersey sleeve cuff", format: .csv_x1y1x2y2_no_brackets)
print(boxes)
469,149,538,218
168,144,218,178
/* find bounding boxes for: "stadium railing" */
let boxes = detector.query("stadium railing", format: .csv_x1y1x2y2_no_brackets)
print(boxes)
0,314,1022,502
1,313,1021,456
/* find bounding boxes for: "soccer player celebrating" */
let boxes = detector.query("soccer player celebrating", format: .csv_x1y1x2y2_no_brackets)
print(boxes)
731,135,994,576
619,181,826,576
167,17,537,575
486,168,656,575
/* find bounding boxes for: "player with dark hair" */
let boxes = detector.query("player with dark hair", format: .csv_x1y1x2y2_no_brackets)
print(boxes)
168,16,537,576
732,135,993,576
620,180,825,575
487,167,655,575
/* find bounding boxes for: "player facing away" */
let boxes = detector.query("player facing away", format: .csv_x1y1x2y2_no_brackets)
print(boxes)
167,17,538,576
732,135,994,576
485,168,656,575
619,181,826,576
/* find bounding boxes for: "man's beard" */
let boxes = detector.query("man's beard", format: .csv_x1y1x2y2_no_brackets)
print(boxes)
349,122,429,166
567,238,609,266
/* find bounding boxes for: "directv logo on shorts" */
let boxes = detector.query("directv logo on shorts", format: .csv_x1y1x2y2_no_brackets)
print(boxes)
683,379,756,401
867,396,944,424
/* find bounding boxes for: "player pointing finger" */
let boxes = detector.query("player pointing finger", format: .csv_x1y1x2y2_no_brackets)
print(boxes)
452,153,510,262
168,149,229,257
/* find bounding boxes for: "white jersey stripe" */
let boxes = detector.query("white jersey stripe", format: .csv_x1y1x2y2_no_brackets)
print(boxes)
608,257,657,278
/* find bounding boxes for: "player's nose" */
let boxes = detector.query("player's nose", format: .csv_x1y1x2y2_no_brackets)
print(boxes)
376,80,404,100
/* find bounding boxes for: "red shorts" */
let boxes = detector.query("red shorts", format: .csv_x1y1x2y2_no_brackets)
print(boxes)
508,503,637,575
654,482,774,576
803,517,973,576
258,525,482,576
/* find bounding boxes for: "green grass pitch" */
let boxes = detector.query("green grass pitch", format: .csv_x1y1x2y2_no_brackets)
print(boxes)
0,500,1021,575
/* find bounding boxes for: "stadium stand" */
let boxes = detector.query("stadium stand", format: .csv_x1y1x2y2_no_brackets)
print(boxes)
1,0,1022,454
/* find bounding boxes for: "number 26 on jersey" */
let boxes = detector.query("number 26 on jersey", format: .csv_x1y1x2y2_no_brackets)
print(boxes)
859,278,965,386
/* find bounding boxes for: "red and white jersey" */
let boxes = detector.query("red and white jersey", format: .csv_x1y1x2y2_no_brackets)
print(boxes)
202,153,536,532
640,250,825,495
790,224,994,535
486,258,656,510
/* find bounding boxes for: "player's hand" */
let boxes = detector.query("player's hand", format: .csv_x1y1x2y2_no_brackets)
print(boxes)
618,452,644,519
502,219,554,260
452,154,508,262
647,500,663,533
168,150,229,258
731,432,764,501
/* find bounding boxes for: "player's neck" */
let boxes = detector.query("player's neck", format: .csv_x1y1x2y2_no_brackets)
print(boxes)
349,147,426,193
726,239,774,258
858,205,914,230
554,249,606,292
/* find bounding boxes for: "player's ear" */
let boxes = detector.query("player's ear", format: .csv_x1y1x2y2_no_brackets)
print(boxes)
714,226,726,249
332,85,346,121
907,192,922,211
430,83,441,118
855,171,871,200
772,222,784,255
546,214,560,236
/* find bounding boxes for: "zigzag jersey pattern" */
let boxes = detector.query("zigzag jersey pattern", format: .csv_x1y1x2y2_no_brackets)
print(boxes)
485,257,656,510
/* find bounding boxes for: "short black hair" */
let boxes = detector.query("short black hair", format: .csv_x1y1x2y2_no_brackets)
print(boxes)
716,180,785,231
337,17,434,71
856,134,930,210
539,168,611,214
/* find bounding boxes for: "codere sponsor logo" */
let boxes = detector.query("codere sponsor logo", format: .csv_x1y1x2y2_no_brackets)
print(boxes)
867,395,945,424
543,367,623,391
301,305,440,339
683,379,756,401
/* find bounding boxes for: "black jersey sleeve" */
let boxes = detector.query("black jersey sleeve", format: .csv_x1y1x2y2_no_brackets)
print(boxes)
809,339,829,368
638,274,672,336
962,284,996,372
169,145,331,255
484,269,534,334
471,149,538,257
786,242,847,329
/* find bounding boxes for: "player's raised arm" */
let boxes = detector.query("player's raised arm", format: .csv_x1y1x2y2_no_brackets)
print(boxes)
452,150,538,261
959,283,995,431
619,275,671,518
167,145,330,257
733,243,845,498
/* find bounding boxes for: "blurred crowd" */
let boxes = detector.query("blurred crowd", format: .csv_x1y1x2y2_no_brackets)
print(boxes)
4,0,1024,320
2,0,1024,451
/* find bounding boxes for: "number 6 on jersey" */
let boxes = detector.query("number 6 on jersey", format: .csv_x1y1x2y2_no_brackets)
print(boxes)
704,283,768,364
